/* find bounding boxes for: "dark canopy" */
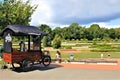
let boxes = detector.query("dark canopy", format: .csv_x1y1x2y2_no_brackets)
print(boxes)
0,25,47,36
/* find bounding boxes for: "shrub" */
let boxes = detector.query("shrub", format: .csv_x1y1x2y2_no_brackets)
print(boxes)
61,46,72,49
92,41,97,45
52,35,61,49
42,36,51,47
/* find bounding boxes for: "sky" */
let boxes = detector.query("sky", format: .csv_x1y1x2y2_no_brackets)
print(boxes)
30,0,120,28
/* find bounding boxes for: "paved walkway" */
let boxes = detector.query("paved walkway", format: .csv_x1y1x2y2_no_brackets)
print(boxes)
0,59,120,80
53,59,120,70
1,63,120,80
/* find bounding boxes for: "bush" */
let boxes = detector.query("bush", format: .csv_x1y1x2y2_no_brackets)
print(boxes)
92,41,97,45
42,36,48,47
61,46,72,49
90,44,120,52
52,35,61,49
42,36,51,47
90,44,111,48
91,49,120,52
0,46,3,58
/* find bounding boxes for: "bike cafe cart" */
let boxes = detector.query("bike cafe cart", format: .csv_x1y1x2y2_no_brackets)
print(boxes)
0,25,51,71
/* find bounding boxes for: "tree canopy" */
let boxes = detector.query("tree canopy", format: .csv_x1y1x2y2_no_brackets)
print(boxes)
38,24,52,47
50,23,120,41
36,23,120,48
0,0,37,30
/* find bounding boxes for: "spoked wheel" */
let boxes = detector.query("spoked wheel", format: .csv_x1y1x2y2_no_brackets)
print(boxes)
42,56,51,67
22,59,34,72
12,63,15,69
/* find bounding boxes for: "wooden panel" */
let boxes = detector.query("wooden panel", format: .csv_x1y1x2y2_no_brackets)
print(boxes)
3,49,42,63
3,53,12,63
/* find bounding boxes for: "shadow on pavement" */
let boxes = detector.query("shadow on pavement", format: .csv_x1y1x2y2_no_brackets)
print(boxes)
12,64,62,73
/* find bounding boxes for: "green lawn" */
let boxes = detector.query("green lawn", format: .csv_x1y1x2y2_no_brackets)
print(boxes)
49,43,120,60
50,51,120,61
1,42,120,65
0,59,4,66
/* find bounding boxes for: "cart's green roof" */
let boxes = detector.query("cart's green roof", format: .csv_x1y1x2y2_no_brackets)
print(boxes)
0,25,47,36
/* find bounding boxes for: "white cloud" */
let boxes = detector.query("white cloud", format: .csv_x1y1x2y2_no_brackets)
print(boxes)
84,22,120,29
30,0,120,28
97,23,120,29
30,0,53,26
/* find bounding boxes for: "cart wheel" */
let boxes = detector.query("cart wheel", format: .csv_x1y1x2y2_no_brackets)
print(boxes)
12,63,20,70
42,56,51,67
12,63,15,69
22,59,34,72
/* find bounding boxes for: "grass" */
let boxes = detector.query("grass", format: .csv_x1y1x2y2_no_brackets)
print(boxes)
1,42,120,65
0,60,2,64
0,50,120,65
90,44,120,52
50,50,120,61
49,43,120,60
0,59,4,66
56,43,120,60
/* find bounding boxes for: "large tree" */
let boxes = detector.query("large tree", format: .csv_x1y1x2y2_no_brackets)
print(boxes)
88,24,101,40
0,0,37,30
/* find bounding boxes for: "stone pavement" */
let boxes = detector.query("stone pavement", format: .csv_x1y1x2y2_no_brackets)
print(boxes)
0,59,120,80
0,64,120,80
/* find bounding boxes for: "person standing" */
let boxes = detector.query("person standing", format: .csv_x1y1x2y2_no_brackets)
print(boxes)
55,50,62,63
19,41,25,52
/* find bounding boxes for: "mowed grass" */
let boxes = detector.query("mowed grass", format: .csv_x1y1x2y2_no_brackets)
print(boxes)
90,44,120,52
49,43,120,60
1,42,120,64
50,50,120,61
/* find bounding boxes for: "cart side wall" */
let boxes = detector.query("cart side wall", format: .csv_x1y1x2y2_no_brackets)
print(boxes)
3,53,12,63
3,51,42,63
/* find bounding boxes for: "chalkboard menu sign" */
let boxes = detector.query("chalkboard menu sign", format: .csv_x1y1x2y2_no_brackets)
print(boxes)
4,32,12,53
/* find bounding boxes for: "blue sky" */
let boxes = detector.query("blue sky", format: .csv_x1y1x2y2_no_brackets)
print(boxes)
30,0,120,28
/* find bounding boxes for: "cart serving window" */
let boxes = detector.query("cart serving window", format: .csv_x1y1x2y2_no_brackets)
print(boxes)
0,25,47,51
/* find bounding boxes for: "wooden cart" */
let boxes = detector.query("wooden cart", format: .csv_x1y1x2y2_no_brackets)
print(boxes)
0,25,51,71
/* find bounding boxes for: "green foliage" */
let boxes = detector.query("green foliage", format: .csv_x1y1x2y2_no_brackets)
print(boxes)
61,46,72,49
42,36,47,47
50,50,120,60
37,22,120,42
108,28,116,39
91,44,111,48
49,22,120,41
90,44,120,52
42,36,51,47
92,41,97,45
0,45,3,58
91,49,120,52
0,0,37,30
38,24,52,47
52,35,61,49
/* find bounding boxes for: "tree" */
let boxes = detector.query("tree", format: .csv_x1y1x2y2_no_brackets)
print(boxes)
115,28,120,39
78,27,88,40
108,28,116,39
42,36,49,47
0,0,37,30
88,24,101,40
68,22,80,40
52,35,61,49
53,27,62,36
38,24,52,34
99,28,109,40
61,27,70,40
38,24,52,47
